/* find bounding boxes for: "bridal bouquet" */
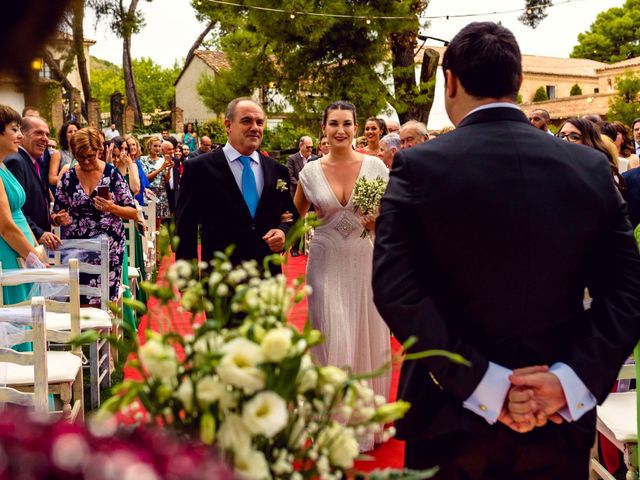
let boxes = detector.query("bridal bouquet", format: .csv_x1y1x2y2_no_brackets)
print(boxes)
96,225,430,480
352,176,388,238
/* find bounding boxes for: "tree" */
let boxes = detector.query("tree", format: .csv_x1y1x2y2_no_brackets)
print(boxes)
194,0,556,126
70,0,92,119
569,84,583,96
532,86,549,102
90,0,146,124
91,56,180,113
571,0,640,63
608,72,640,126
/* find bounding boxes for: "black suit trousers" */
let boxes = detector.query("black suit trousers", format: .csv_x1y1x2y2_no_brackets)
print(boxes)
404,426,590,480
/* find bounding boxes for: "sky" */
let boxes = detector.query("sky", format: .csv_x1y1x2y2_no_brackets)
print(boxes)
85,0,625,69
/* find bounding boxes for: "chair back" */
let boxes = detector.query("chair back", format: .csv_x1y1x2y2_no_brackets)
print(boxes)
126,220,137,269
0,297,48,412
46,237,110,310
0,261,81,348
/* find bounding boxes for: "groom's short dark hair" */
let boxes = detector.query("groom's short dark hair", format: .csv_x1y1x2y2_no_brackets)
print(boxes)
443,22,522,100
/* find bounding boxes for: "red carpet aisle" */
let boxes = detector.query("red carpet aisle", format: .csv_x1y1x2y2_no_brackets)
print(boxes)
124,255,405,471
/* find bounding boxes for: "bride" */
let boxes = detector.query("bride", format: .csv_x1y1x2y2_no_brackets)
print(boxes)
294,100,391,451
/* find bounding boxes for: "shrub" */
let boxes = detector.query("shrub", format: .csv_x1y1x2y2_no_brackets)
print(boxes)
199,118,227,144
570,84,583,96
532,86,549,102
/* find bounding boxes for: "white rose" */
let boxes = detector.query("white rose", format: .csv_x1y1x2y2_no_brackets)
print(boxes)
317,422,359,469
197,376,235,409
218,338,266,393
234,449,271,480
261,328,293,362
175,379,193,412
319,366,347,388
138,337,177,380
242,391,288,438
218,414,252,457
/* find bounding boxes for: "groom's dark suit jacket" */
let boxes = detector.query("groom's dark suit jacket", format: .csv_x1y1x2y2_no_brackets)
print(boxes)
373,107,640,448
5,147,51,240
176,147,294,269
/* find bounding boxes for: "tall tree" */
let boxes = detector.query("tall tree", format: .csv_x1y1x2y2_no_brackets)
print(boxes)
91,56,180,113
71,0,92,120
570,0,640,63
608,73,640,126
91,0,145,123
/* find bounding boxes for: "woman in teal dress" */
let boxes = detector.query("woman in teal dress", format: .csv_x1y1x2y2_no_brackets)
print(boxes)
0,106,47,350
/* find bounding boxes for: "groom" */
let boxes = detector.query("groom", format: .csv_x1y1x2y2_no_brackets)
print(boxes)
176,97,294,270
373,22,640,478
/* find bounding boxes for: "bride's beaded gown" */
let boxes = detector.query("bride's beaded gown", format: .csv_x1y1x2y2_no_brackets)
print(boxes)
299,155,391,450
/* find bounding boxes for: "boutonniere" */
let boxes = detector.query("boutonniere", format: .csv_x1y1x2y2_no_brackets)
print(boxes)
276,179,288,192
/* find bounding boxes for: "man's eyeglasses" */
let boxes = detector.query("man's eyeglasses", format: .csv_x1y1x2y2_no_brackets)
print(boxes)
557,132,582,143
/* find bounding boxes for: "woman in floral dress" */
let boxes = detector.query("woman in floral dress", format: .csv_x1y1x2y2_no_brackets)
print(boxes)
140,136,172,225
52,127,138,319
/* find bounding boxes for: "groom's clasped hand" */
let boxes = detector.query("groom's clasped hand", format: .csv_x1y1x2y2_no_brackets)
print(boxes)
498,365,568,433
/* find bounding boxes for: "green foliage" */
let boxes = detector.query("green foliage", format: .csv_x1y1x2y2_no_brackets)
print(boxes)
90,56,181,113
608,72,640,126
193,0,416,125
261,122,316,154
200,118,227,144
571,0,640,63
518,0,552,27
532,86,549,102
516,93,523,104
569,83,583,96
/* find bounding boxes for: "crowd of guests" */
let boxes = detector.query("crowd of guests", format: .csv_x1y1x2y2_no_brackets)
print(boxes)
0,106,222,327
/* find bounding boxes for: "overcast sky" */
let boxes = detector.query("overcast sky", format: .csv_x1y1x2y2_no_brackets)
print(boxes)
85,0,624,68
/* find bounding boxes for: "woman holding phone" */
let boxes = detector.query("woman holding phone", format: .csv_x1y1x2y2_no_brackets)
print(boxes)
52,127,138,313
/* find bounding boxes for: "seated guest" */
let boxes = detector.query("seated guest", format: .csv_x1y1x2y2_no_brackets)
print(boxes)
52,128,138,318
378,133,400,169
399,120,429,150
5,116,61,251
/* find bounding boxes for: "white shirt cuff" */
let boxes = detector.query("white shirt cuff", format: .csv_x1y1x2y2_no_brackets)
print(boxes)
549,362,596,422
463,362,512,424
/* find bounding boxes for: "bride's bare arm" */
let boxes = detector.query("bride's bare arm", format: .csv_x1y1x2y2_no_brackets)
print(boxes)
294,183,310,217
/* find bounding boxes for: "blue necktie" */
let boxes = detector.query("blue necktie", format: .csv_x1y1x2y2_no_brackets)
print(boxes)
239,155,258,217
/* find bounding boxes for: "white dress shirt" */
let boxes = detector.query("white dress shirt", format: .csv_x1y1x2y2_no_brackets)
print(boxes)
222,143,264,198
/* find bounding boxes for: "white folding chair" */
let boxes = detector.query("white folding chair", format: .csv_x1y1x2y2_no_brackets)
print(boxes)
46,236,116,409
590,345,639,480
125,220,141,300
0,263,84,421
0,297,49,414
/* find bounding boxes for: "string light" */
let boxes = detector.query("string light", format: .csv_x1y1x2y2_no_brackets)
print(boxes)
199,0,595,22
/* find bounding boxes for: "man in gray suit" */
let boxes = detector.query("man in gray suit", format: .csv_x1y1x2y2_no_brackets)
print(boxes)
287,136,317,256
287,136,317,198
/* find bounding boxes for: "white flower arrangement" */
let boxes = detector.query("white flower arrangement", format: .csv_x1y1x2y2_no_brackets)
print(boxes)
99,229,443,480
351,176,388,239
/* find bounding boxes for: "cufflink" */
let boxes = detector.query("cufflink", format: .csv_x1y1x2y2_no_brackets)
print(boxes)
479,404,488,411
577,402,584,409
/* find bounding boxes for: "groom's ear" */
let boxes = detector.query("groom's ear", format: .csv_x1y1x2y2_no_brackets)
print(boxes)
224,118,231,132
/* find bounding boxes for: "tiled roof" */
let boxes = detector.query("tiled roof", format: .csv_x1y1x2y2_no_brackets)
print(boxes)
51,30,96,45
193,50,229,73
596,56,640,71
520,93,614,120
415,46,606,78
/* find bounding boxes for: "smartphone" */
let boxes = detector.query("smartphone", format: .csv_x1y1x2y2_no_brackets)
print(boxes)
97,185,110,199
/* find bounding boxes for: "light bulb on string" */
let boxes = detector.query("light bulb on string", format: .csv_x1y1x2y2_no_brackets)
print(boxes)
366,17,371,25
290,12,296,19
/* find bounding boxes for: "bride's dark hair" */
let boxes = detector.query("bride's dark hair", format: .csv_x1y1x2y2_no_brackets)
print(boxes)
322,101,357,126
